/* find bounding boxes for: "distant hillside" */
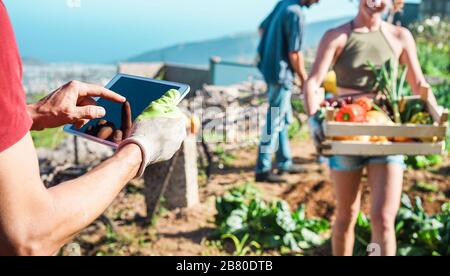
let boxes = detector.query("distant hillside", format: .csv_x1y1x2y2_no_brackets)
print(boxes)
128,16,352,66
128,33,259,66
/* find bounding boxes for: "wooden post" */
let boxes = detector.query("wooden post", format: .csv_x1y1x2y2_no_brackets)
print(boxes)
421,85,449,125
143,152,180,221
143,135,199,221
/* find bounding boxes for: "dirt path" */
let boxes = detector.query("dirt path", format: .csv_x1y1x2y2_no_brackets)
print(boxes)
74,138,450,256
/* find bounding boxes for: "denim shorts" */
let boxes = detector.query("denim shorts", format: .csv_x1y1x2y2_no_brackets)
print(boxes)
329,155,406,171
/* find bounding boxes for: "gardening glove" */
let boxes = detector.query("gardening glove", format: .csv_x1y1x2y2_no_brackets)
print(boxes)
308,112,326,152
119,89,187,178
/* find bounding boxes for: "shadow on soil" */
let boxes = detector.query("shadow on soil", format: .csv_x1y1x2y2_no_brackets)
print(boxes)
161,227,216,244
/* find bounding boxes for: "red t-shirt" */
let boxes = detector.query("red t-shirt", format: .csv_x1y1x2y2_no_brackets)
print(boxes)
0,1,32,153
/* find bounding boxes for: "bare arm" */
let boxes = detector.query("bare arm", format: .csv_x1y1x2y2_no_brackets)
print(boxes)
0,134,141,256
289,51,308,88
399,28,428,94
0,81,185,256
303,30,341,116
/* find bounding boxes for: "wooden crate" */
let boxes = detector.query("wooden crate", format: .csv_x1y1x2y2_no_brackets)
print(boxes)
321,87,449,156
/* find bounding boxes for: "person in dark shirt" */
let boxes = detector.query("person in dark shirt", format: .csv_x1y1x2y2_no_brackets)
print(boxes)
256,0,320,183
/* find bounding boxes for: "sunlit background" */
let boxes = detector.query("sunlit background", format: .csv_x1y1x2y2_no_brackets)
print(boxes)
4,0,358,63
3,0,449,257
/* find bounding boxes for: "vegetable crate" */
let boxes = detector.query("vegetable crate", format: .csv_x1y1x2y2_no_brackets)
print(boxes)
321,88,449,156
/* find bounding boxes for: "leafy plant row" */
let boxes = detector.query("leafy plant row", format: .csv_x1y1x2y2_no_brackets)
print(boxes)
214,183,330,254
215,184,450,256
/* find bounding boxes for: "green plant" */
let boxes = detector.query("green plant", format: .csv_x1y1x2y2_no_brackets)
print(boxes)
31,127,67,149
221,233,261,256
214,145,236,168
203,132,225,144
201,239,225,256
432,80,450,151
150,197,169,227
369,59,408,124
417,43,450,78
155,69,166,80
412,18,450,151
405,155,443,169
288,118,301,140
26,92,47,104
215,184,330,254
104,224,119,244
28,93,66,149
414,181,439,193
410,17,450,79
354,213,372,256
431,80,450,151
292,99,305,114
433,81,450,109
355,194,450,256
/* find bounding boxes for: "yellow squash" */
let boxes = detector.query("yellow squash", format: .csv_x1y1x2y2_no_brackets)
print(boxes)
366,111,393,143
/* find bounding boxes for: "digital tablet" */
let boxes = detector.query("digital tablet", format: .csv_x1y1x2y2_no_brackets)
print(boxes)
63,73,190,148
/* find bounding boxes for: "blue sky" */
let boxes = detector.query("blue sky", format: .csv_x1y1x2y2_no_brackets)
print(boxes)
4,0,359,63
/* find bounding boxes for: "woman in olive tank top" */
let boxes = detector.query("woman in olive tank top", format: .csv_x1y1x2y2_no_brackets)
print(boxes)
304,0,430,256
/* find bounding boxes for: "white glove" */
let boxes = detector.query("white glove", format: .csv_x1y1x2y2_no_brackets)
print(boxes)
119,90,187,178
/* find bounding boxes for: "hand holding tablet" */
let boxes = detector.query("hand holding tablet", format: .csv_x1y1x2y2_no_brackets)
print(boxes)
64,74,191,148
28,81,126,131
84,101,132,144
118,89,187,177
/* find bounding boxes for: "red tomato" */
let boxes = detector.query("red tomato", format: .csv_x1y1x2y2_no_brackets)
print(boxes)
336,104,367,123
355,97,373,112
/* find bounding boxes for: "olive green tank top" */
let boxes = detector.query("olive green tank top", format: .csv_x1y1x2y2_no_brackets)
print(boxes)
334,22,396,93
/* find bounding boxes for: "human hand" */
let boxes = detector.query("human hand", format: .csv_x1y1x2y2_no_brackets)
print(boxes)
85,101,133,144
308,112,326,152
118,89,187,178
27,81,126,130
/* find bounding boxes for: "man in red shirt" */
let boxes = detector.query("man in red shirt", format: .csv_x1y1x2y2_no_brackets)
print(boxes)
0,1,185,255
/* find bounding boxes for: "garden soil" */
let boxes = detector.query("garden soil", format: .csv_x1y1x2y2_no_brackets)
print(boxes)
73,138,450,256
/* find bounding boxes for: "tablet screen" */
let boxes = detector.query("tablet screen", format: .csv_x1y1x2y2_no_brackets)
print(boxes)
71,76,180,144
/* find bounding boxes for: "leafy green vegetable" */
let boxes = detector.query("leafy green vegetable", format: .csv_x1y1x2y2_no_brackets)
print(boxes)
401,99,426,123
405,155,443,169
414,181,439,193
214,184,330,254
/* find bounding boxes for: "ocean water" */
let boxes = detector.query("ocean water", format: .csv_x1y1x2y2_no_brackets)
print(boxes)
4,0,358,63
